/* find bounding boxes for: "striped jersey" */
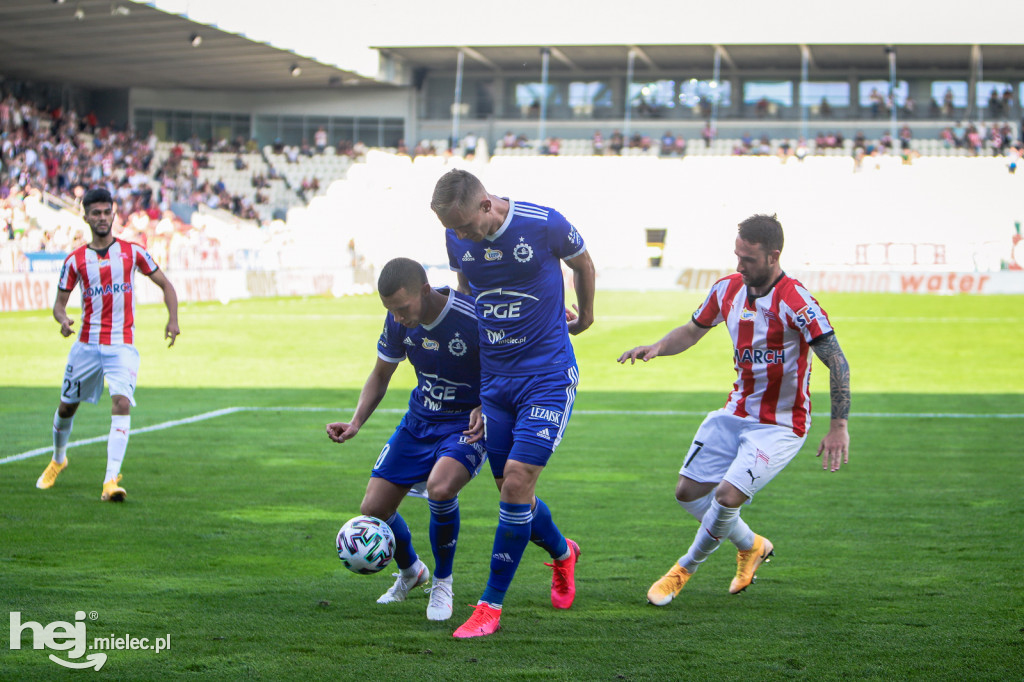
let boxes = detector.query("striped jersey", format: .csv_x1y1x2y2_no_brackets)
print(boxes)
57,238,159,345
693,272,834,436
446,199,586,377
377,288,481,422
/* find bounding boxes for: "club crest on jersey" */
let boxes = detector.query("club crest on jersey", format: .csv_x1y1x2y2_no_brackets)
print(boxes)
461,251,475,262
739,307,756,321
513,237,534,263
448,333,467,357
484,247,502,261
421,338,439,351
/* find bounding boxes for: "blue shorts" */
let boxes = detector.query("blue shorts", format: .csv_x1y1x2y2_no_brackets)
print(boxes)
481,365,578,476
370,413,487,491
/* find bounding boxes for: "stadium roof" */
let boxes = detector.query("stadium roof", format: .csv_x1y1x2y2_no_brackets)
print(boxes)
376,44,1024,76
0,0,378,91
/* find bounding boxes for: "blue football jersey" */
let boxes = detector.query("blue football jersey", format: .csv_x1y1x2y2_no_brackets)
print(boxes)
446,200,587,377
376,288,481,421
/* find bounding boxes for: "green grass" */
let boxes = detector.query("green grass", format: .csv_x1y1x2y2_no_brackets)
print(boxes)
2,292,1023,680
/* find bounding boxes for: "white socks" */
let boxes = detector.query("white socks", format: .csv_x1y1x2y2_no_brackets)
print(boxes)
105,415,130,482
679,498,741,573
678,492,756,551
52,410,74,464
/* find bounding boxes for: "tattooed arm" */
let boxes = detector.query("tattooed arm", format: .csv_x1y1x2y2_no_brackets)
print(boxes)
811,334,850,472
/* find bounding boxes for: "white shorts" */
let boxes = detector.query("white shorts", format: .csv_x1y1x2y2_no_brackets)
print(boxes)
679,409,807,499
60,342,140,406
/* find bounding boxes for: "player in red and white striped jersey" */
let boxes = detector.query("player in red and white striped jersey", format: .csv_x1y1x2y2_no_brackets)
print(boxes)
618,214,850,605
36,188,180,501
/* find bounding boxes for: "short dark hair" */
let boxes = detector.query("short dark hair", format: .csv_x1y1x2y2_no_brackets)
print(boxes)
377,257,427,297
82,188,113,209
430,169,486,216
737,214,784,253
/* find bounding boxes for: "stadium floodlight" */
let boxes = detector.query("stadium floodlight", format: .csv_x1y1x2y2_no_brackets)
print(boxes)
190,33,202,47
290,64,302,77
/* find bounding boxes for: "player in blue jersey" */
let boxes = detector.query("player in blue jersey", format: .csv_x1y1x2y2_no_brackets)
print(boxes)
431,169,596,638
326,257,486,622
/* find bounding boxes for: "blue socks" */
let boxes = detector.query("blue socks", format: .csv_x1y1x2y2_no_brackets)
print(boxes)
428,497,460,580
480,501,532,606
384,511,416,570
530,496,568,559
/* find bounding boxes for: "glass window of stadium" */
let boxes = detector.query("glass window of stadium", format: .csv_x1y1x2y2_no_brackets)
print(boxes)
135,109,252,143
628,81,677,117
513,83,557,118
977,81,1014,116
679,79,731,116
743,81,792,116
930,81,968,110
800,82,850,116
858,80,908,107
568,81,613,119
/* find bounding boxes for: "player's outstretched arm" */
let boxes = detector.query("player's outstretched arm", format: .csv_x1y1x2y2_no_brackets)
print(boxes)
617,320,710,364
148,269,180,347
564,251,595,335
52,288,75,338
327,357,398,444
811,334,851,472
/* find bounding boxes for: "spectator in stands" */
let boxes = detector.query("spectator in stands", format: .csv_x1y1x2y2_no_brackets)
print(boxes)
879,131,893,152
794,137,808,162
609,130,624,155
869,89,885,118
660,131,676,156
702,122,716,148
234,153,248,171
943,88,955,117
903,95,915,118
755,97,770,118
899,125,913,151
463,133,478,159
502,131,517,149
777,139,792,162
314,127,328,153
591,130,604,155
988,89,1002,118
673,134,687,157
819,97,832,118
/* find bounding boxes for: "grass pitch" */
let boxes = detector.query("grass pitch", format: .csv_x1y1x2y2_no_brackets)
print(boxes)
1,291,1022,680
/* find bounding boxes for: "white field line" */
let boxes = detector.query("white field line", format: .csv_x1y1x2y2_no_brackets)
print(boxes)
3,406,1022,465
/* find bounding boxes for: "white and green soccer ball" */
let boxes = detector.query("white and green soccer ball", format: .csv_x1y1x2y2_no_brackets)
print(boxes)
336,515,396,574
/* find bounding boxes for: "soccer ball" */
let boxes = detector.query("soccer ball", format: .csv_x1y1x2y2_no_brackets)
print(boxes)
336,515,396,574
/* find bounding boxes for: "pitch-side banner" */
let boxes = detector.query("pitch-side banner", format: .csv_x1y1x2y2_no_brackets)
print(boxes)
4,266,1023,312
597,268,1024,294
0,268,359,312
